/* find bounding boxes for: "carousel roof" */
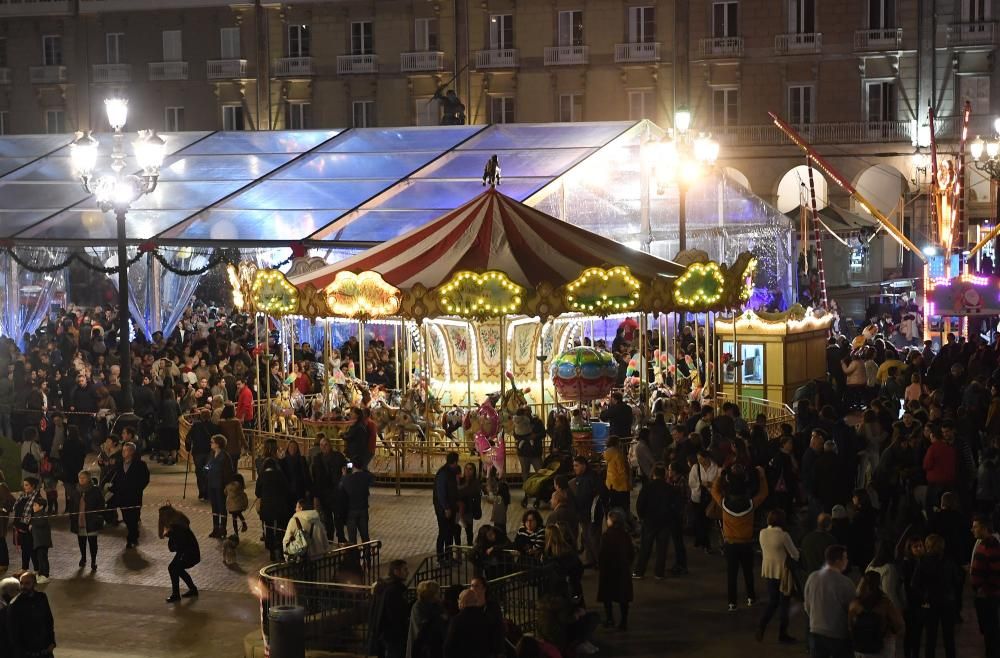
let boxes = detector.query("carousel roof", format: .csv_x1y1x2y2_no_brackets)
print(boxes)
289,187,686,291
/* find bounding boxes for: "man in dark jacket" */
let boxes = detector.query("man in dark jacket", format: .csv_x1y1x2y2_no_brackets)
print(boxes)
546,489,579,548
340,462,375,544
185,408,221,500
433,452,460,561
9,571,55,657
111,441,150,548
311,437,348,543
372,559,410,658
570,456,600,567
343,408,370,466
633,463,686,578
600,392,634,439
443,589,493,658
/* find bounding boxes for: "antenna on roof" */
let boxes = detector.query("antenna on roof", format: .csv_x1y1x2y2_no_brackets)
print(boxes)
482,155,501,188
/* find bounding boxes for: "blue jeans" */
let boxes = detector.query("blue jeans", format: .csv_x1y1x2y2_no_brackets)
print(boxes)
809,634,851,658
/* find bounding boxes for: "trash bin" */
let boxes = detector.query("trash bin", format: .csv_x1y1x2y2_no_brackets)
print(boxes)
268,605,305,658
590,421,610,454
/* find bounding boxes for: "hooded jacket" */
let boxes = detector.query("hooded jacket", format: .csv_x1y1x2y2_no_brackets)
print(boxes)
283,509,330,559
711,466,769,544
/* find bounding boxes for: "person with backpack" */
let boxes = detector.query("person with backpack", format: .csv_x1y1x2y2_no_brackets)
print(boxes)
20,427,42,482
163,508,200,603
282,498,329,561
849,571,904,658
406,580,447,658
712,463,769,612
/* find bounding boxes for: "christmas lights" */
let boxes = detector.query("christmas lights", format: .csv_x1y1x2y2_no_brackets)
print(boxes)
563,266,642,315
324,270,401,320
674,261,726,308
252,268,299,316
437,270,525,318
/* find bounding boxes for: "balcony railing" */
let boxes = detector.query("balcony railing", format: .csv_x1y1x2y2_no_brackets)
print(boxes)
29,65,67,84
475,48,518,69
207,59,248,80
543,45,589,65
337,54,377,74
148,61,189,81
0,68,10,84
0,0,72,16
400,51,444,72
614,42,661,63
775,32,823,54
946,21,998,46
713,120,914,147
854,28,903,50
272,56,314,77
698,37,744,58
91,63,131,83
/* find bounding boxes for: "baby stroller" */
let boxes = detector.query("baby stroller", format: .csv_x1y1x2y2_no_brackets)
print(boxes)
522,451,574,505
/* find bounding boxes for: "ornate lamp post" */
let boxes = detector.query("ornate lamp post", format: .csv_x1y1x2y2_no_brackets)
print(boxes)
649,110,720,254
70,98,166,411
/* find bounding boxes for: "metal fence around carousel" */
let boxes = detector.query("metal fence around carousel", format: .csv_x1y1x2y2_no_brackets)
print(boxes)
715,393,795,437
257,540,383,655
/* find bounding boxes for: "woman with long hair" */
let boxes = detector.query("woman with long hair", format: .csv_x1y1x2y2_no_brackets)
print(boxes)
456,463,481,546
756,509,798,644
68,470,103,571
597,508,634,630
256,438,291,562
848,571,904,658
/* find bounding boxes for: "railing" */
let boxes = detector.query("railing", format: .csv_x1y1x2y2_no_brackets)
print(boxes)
0,0,71,16
273,56,314,77
854,28,903,50
337,54,378,74
475,48,518,69
148,61,189,81
775,32,823,54
408,546,539,590
258,541,383,655
715,393,794,437
400,51,445,72
0,68,10,84
543,45,589,65
698,37,744,58
29,65,66,84
489,565,553,633
91,63,131,83
947,21,998,46
614,41,661,63
207,58,248,79
713,120,913,146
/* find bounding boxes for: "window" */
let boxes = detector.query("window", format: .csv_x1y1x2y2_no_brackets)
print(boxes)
788,85,814,125
489,14,514,49
220,27,240,59
41,35,62,66
558,93,583,122
164,106,184,132
351,21,374,56
106,33,124,64
45,109,65,134
0,111,8,136
162,30,182,62
788,0,815,33
222,105,244,131
415,18,439,51
966,0,989,22
353,100,375,128
415,98,441,126
489,95,515,124
287,25,310,58
627,89,653,120
627,7,655,43
869,0,896,29
960,76,991,118
713,2,738,38
286,102,311,129
866,81,895,122
712,88,739,127
558,11,584,47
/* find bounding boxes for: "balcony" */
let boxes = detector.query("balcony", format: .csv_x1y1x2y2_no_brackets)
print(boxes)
698,37,744,58
714,120,913,147
475,49,518,69
29,65,67,84
946,21,998,47
0,68,9,84
614,42,661,63
543,45,589,66
400,51,445,72
273,56,314,77
91,63,131,83
337,54,377,74
207,59,248,80
775,32,823,54
148,61,189,81
0,0,72,16
854,28,903,50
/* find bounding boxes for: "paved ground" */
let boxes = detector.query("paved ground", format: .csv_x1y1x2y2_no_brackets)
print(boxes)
6,456,986,657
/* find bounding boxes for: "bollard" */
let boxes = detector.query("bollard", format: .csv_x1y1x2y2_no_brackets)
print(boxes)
268,605,305,658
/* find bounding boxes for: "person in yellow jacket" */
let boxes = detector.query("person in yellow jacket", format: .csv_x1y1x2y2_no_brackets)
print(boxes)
711,463,769,611
604,436,631,513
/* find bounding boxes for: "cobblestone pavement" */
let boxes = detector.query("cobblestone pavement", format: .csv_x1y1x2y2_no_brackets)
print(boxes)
9,456,985,657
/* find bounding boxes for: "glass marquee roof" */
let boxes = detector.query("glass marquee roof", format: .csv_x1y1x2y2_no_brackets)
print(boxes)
0,122,637,246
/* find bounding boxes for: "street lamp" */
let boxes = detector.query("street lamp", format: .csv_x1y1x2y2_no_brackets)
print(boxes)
649,111,720,253
70,98,166,412
971,119,1000,180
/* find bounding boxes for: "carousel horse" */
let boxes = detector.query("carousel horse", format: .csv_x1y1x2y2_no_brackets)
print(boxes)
464,394,502,477
441,406,465,447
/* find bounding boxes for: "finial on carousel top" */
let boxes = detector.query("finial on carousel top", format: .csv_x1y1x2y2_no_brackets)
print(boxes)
483,155,501,188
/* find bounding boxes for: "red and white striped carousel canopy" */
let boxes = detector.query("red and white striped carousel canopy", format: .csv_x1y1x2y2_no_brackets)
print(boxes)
290,188,684,291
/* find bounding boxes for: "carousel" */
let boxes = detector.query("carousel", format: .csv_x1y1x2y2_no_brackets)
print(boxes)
231,182,760,482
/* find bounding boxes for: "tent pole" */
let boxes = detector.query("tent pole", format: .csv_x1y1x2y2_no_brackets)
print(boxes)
394,320,401,392
323,319,331,417
467,320,473,408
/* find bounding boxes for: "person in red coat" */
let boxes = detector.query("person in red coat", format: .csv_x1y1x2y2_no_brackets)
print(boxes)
235,379,254,429
363,409,378,469
923,425,956,511
972,515,1000,658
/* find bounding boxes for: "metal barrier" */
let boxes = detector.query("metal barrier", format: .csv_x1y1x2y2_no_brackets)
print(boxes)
407,546,538,590
715,393,795,437
489,564,556,634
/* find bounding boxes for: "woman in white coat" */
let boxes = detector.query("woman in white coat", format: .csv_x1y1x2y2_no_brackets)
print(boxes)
282,498,330,561
756,508,799,644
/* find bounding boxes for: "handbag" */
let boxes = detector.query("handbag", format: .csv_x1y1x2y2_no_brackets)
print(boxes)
705,499,723,520
284,517,310,560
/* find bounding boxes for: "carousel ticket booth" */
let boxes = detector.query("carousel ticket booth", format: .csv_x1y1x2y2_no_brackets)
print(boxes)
715,306,832,406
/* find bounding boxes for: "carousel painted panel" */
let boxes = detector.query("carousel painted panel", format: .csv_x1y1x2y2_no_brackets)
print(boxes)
443,323,472,380
510,320,541,382
477,321,504,380
428,324,448,381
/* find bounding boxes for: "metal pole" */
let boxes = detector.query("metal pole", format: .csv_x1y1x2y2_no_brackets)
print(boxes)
678,181,688,254
116,208,134,412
